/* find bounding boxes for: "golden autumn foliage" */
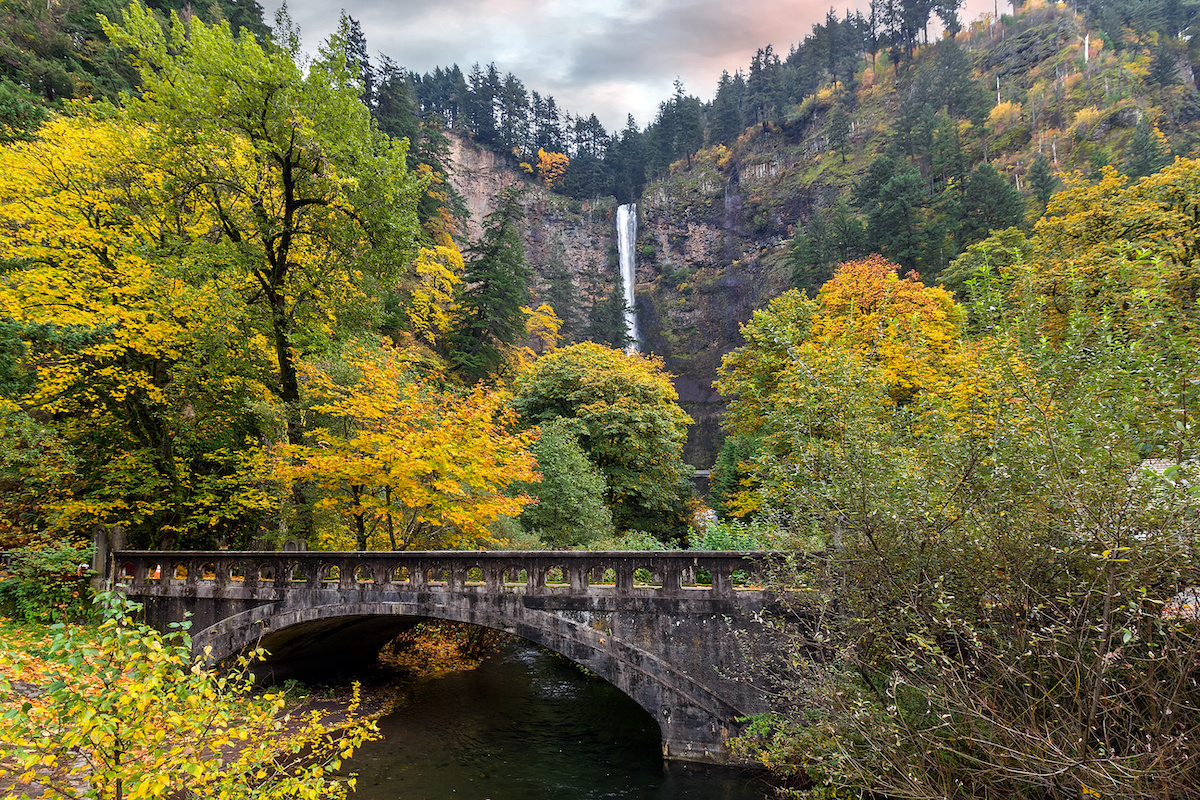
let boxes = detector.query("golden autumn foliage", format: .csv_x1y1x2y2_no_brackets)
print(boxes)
535,148,569,189
717,256,1035,519
407,244,465,347
277,341,538,550
808,254,965,405
521,303,562,356
0,593,376,799
0,114,278,546
1023,160,1200,340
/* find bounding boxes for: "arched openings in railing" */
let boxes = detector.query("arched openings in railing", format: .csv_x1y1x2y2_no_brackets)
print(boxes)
354,564,376,585
631,564,661,588
502,566,528,588
540,564,569,589
319,564,341,584
586,565,616,588
389,565,411,585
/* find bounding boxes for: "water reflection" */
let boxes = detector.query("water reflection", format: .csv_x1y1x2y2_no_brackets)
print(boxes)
347,642,774,800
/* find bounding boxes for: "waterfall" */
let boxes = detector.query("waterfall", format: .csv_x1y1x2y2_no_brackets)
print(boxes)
616,203,640,351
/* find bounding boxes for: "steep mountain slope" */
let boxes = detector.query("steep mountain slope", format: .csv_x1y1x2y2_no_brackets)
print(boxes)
629,2,1200,468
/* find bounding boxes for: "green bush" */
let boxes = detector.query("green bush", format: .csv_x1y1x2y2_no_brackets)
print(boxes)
0,541,94,623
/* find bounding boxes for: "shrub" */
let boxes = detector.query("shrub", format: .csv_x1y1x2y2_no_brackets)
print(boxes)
0,541,93,623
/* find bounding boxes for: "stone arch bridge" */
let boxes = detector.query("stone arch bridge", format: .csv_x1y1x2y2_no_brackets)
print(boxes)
112,549,784,763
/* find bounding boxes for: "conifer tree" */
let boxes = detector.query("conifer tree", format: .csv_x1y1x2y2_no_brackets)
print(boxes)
447,190,530,381
958,162,1024,247
1028,153,1058,209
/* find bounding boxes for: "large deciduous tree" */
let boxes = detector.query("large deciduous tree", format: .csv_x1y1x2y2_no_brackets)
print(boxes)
102,2,425,454
512,342,693,540
0,115,276,548
278,341,538,551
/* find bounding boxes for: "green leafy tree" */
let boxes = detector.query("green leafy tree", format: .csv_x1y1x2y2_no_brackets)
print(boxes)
102,3,425,463
514,418,615,547
732,266,1200,800
512,343,693,540
0,591,377,799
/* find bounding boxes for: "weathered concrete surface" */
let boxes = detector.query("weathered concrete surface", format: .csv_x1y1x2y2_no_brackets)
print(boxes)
114,550,782,763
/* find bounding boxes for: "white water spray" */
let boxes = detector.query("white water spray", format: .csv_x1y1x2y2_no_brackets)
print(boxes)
617,203,640,351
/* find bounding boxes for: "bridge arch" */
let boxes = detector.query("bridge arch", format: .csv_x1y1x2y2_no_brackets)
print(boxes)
115,549,780,763
194,597,746,758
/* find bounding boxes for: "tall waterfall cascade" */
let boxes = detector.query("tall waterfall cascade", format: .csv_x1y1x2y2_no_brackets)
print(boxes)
616,203,640,351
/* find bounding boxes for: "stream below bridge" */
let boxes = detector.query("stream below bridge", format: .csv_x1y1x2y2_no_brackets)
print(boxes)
340,639,776,800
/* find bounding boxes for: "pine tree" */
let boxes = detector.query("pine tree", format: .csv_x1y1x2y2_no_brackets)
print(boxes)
957,162,1024,247
829,103,851,163
1126,116,1171,178
540,244,581,343
448,190,530,381
866,165,929,274
1028,153,1058,209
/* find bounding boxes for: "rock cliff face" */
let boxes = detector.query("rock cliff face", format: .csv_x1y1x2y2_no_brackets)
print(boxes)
633,145,827,468
444,134,807,470
445,133,615,324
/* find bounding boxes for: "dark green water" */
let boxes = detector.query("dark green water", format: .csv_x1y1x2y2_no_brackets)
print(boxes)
346,643,776,800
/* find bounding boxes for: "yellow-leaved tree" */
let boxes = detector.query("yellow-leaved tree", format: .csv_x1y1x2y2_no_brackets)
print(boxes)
715,255,1021,520
0,591,376,799
277,341,538,550
99,4,426,538
0,114,277,548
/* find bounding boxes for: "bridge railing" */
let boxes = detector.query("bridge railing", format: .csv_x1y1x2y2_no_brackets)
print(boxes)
111,550,777,598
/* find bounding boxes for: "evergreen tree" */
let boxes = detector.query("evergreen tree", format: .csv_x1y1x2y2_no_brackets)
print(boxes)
789,219,827,294
827,200,868,265
498,72,529,155
1027,153,1058,209
930,110,967,188
709,70,746,146
853,155,897,210
578,256,628,348
334,13,374,107
674,82,704,167
373,57,419,144
448,190,530,381
958,162,1024,247
866,165,929,274
1126,116,1171,178
611,115,646,203
829,103,851,163
539,243,581,342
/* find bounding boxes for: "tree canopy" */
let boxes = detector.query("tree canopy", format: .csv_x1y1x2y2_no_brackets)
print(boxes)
512,342,693,540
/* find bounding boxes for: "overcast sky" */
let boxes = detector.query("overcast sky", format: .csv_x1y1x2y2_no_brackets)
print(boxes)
266,0,998,131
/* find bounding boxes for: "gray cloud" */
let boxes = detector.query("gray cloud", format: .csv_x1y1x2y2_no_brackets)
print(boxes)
265,0,997,131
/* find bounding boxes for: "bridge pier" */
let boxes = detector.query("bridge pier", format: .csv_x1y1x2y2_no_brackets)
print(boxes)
115,550,781,764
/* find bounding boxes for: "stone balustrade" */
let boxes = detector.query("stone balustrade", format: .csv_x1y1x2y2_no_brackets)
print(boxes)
112,550,771,599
